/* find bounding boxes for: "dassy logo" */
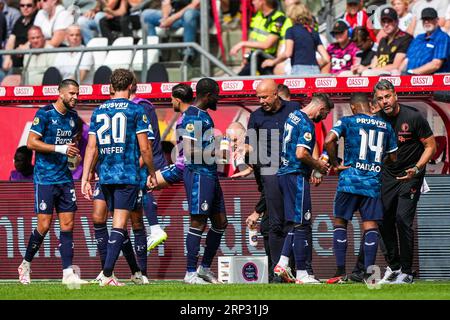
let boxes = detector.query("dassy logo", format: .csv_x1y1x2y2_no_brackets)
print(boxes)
411,76,433,86
79,85,93,95
14,86,34,96
444,75,450,86
136,83,152,94
161,83,179,93
0,87,6,96
315,78,337,88
284,78,306,89
252,80,262,90
42,86,59,96
379,76,401,86
346,77,369,87
101,85,110,95
222,81,244,91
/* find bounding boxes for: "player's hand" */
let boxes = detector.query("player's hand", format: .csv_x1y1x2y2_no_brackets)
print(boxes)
81,180,92,200
316,161,329,175
246,211,260,229
74,154,82,167
334,165,351,174
396,168,416,181
147,174,158,191
310,175,322,186
231,166,253,179
66,143,80,157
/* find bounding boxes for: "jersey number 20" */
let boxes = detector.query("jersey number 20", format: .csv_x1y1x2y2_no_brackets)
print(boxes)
96,113,127,145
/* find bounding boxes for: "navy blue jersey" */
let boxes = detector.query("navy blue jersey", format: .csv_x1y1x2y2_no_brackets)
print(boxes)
278,110,316,176
89,98,149,185
330,114,397,197
181,105,216,177
29,104,80,185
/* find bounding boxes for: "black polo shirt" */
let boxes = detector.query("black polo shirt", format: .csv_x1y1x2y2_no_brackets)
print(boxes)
11,12,37,67
378,104,433,177
246,100,301,168
376,30,412,68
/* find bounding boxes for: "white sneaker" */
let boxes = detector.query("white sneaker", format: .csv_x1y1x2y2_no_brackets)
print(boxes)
147,231,168,251
99,273,125,287
131,271,150,285
378,267,402,284
296,274,322,284
62,271,88,285
18,260,31,285
90,271,103,284
197,266,221,284
184,271,210,284
392,273,414,284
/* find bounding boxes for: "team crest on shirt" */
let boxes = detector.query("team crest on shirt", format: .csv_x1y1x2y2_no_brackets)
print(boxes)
401,122,409,132
201,201,209,212
304,132,312,141
335,120,342,127
143,114,148,123
186,123,195,133
33,117,40,125
304,210,311,221
39,200,47,211
69,118,75,128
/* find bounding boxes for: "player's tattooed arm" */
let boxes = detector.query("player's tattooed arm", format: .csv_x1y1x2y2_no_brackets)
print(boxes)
324,131,349,173
296,146,329,175
137,132,157,189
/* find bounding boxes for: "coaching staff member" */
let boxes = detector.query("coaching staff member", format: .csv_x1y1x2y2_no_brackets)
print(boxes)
374,79,436,284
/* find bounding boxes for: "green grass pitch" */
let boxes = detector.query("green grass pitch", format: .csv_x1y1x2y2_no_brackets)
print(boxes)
1,280,450,300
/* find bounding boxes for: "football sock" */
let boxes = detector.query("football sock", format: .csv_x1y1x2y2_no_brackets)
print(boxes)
133,228,148,275
280,231,294,260
333,225,347,274
59,231,74,269
186,227,203,272
278,255,290,269
293,228,307,271
121,230,140,274
202,227,225,268
144,192,159,226
364,229,379,271
103,228,125,277
24,228,45,262
305,225,314,275
93,223,109,269
150,224,163,234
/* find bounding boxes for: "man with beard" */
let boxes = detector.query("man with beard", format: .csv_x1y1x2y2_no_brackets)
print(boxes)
273,93,333,284
18,79,87,286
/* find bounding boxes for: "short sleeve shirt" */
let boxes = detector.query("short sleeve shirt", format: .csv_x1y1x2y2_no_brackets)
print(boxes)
376,31,413,68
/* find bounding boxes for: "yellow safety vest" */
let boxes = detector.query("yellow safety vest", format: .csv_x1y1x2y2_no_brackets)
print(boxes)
249,10,286,56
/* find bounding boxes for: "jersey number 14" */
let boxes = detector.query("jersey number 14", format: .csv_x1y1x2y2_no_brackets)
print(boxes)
359,128,384,163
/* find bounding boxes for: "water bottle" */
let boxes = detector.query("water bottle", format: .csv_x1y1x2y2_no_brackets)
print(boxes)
218,136,230,164
248,227,258,247
313,152,329,179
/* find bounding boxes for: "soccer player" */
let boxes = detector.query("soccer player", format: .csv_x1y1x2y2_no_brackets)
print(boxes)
274,93,333,284
82,69,157,286
181,78,228,284
18,79,87,285
324,93,398,284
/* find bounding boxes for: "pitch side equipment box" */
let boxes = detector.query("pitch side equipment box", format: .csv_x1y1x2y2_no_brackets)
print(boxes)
218,256,269,284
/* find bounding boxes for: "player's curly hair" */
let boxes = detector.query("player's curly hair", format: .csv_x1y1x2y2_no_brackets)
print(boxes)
172,83,193,103
312,93,334,110
110,69,135,92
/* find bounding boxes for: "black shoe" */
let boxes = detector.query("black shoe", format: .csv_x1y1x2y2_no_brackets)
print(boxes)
272,275,283,283
348,270,365,283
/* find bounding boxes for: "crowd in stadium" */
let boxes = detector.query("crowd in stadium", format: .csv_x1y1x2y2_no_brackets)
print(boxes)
0,0,449,85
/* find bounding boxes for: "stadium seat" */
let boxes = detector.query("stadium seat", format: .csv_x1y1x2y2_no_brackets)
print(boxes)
0,74,22,86
132,36,159,72
93,65,112,84
86,37,108,71
102,37,134,70
146,62,169,82
42,67,62,85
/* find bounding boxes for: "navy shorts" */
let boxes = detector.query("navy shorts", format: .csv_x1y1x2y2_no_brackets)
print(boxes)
93,182,105,201
333,191,383,222
101,184,140,211
278,174,312,225
160,164,184,184
34,182,77,214
183,169,226,215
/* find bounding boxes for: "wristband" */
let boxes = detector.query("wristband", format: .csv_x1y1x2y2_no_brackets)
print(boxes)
55,145,68,155
412,165,420,175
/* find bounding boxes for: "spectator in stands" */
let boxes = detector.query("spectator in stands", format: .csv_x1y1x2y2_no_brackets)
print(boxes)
323,20,359,75
261,3,329,76
444,2,450,34
2,0,38,74
229,0,286,76
54,24,94,83
358,7,413,76
344,0,377,42
76,0,106,44
393,0,414,34
0,0,21,37
0,11,6,46
23,25,55,84
402,8,450,74
142,0,200,61
340,26,377,75
221,0,240,30
33,0,74,47
10,146,34,181
410,0,447,36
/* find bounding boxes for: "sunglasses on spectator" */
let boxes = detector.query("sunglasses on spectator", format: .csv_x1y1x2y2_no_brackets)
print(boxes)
20,3,34,7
